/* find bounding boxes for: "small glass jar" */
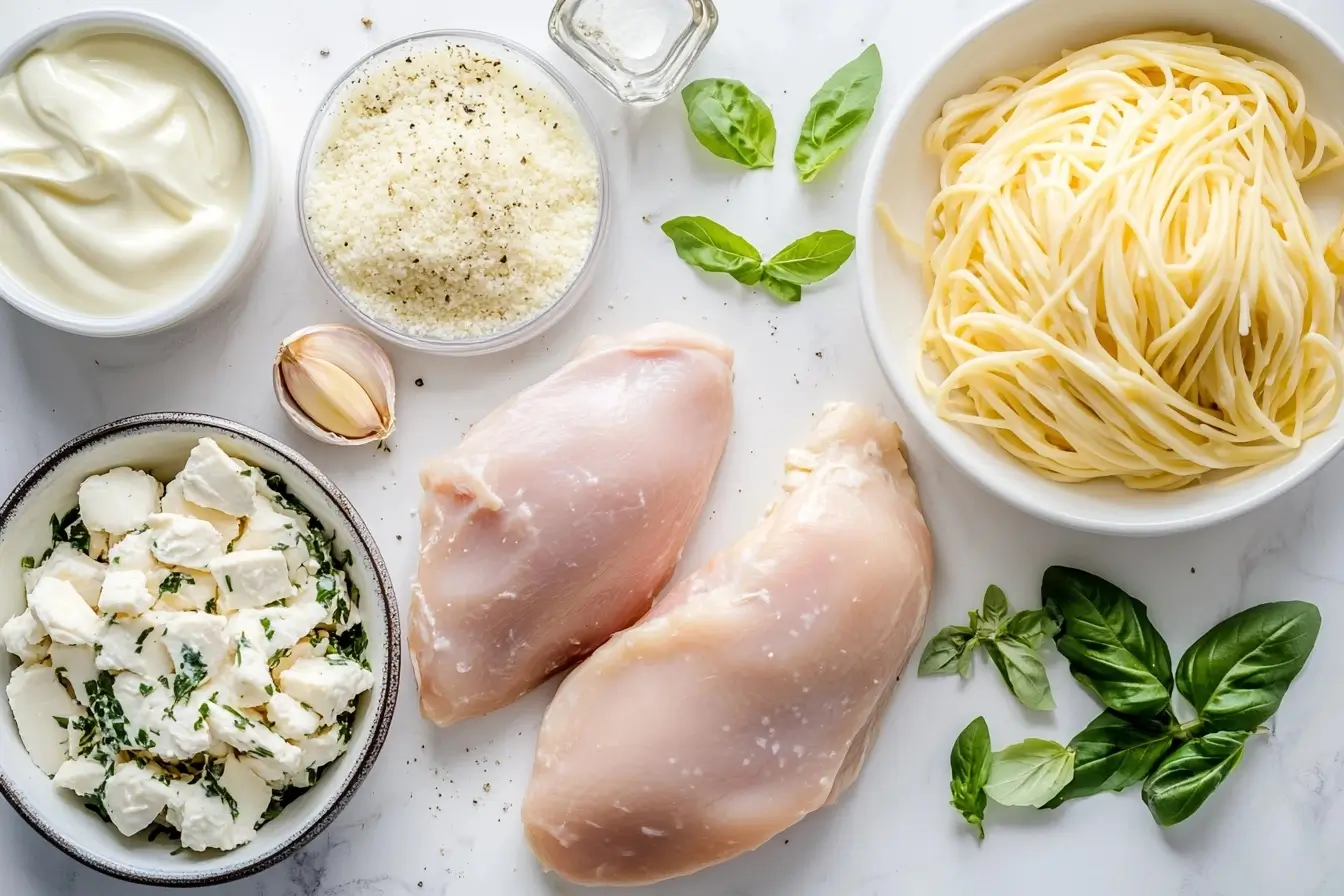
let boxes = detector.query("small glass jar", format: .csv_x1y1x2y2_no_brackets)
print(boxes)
549,0,718,105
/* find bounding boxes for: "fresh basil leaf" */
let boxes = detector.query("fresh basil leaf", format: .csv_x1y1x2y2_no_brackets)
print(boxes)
1046,711,1174,806
1003,608,1060,649
795,44,882,182
1175,601,1321,733
985,637,1055,711
682,78,776,169
979,584,1010,628
762,231,856,285
1141,730,1251,826
919,626,974,677
1042,566,1173,716
949,716,992,838
956,638,979,678
661,217,763,285
984,738,1075,808
759,272,802,303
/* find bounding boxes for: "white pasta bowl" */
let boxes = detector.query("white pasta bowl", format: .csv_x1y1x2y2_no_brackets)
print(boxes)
857,0,1344,536
0,414,399,886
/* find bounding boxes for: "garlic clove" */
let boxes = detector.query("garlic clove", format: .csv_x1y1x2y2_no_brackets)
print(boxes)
281,357,384,439
274,324,396,446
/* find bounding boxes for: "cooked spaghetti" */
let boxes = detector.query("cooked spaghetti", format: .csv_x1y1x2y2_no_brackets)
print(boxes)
908,32,1344,489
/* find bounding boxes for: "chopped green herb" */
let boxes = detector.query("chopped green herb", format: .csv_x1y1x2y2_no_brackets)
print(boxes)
337,707,356,744
194,702,211,731
264,684,274,696
205,596,219,614
50,507,91,554
138,683,154,696
200,759,239,821
260,617,274,640
19,556,36,570
134,628,152,653
236,632,251,666
222,704,251,730
86,672,129,748
268,647,291,669
224,574,233,592
171,646,208,709
250,745,275,759
159,572,195,596
53,716,69,729
134,728,156,749
330,623,370,670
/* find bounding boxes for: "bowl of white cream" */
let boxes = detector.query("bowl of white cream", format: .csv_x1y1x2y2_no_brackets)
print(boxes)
0,11,273,337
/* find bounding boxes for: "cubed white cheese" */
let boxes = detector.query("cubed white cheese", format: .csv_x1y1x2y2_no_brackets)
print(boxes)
293,571,353,629
219,617,273,708
29,577,101,645
162,478,241,543
147,514,225,569
234,494,307,572
88,530,110,561
206,700,302,777
235,604,327,654
266,692,320,740
284,725,348,788
98,569,155,616
2,609,48,662
279,656,372,724
167,756,270,851
104,762,172,836
149,611,230,683
7,664,83,775
208,550,294,611
180,439,256,517
52,757,109,796
25,544,107,606
107,530,156,572
48,642,98,705
112,673,213,762
78,467,162,535
271,631,330,676
165,777,233,852
151,570,218,613
95,616,174,681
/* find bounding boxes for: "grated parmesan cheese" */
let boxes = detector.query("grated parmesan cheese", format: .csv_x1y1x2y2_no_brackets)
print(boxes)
305,42,601,340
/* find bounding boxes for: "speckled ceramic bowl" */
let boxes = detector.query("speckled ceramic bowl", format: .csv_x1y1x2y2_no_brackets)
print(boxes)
0,413,399,886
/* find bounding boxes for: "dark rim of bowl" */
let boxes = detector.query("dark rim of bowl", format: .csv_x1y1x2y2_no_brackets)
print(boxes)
0,412,401,887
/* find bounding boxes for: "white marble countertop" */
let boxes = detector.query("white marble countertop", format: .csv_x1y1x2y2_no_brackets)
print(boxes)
5,0,1344,893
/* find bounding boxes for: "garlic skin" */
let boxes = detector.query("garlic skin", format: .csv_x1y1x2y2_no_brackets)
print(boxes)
274,325,396,446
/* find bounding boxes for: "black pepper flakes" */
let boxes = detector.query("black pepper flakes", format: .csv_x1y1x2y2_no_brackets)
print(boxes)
415,378,424,387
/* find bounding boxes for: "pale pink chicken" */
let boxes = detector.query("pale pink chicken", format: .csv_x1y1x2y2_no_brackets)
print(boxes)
410,323,734,726
522,403,934,885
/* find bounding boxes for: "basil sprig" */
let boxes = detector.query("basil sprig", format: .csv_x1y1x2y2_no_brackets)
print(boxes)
918,585,1058,711
682,79,776,169
943,568,1320,833
661,217,854,303
949,717,991,838
1041,568,1319,825
795,45,883,182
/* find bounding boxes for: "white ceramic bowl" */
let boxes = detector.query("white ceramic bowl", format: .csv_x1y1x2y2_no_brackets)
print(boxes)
0,12,275,338
858,0,1344,536
296,29,610,356
0,414,399,886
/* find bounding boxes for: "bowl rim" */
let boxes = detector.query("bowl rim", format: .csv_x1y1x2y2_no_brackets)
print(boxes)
295,27,611,357
0,412,401,886
0,10,275,339
856,0,1344,536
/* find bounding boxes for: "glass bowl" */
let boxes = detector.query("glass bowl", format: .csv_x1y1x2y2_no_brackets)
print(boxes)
549,0,719,105
296,30,610,356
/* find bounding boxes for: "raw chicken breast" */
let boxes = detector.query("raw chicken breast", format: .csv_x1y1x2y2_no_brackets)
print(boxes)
410,323,734,727
523,403,933,885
